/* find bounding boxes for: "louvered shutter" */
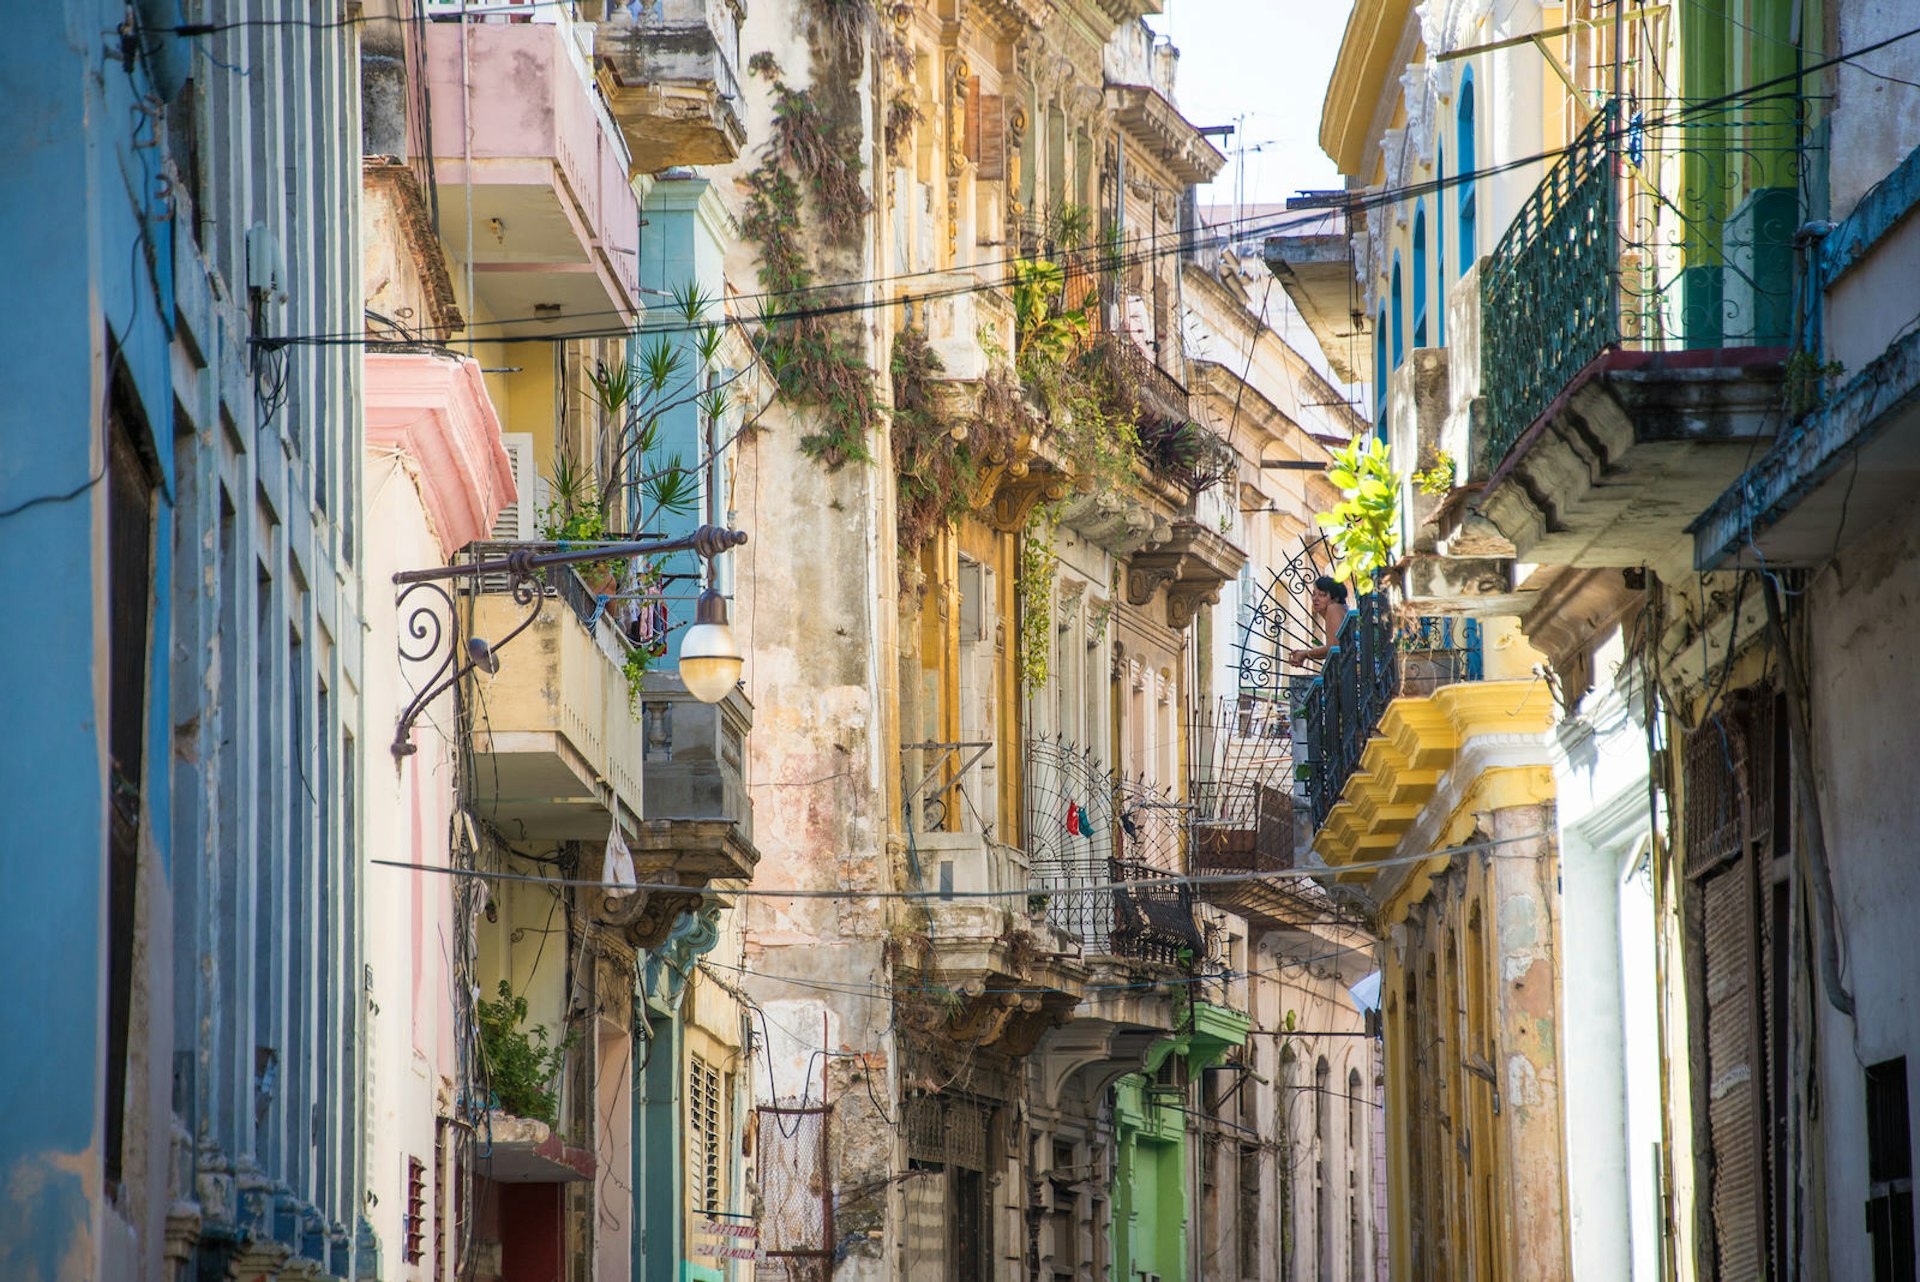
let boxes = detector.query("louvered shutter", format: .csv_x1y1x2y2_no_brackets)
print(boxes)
975,91,1005,180
1684,704,1768,1280
903,1168,950,1281
492,433,536,542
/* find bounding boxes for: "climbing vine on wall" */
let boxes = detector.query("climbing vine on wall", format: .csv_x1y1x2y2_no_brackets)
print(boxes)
891,328,1038,567
1017,509,1060,692
740,39,879,467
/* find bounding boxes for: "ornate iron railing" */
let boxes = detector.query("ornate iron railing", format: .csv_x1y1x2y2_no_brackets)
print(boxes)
1023,736,1201,966
1480,101,1803,463
1299,602,1486,828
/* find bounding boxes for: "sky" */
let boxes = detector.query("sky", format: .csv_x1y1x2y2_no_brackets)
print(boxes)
1146,0,1355,211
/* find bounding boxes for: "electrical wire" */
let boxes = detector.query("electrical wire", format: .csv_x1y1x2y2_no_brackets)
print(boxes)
373,828,1549,898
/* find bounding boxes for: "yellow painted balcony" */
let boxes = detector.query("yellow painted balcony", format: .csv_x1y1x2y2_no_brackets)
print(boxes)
465,566,647,841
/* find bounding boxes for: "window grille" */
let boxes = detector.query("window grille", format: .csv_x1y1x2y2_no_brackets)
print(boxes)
402,1155,427,1264
1867,1057,1916,1282
688,1055,724,1216
104,391,154,1196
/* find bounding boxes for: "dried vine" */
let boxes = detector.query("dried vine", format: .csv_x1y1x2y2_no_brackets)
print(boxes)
741,35,878,467
891,329,1038,566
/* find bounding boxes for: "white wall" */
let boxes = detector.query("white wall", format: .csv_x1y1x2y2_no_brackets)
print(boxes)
363,452,468,1277
1807,491,1920,1281
1551,632,1662,1282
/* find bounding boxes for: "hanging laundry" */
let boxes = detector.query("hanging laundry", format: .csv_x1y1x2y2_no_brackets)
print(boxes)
1076,806,1094,838
1065,801,1081,836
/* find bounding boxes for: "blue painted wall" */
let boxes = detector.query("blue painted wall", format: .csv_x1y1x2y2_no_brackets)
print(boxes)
0,5,367,1277
0,5,179,1276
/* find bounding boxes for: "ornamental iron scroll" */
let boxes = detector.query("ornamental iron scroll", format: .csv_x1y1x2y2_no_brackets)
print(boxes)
388,525,749,758
390,565,543,758
1480,100,1806,465
1231,533,1337,700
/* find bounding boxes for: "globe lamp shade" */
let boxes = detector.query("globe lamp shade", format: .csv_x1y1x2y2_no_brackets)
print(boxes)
679,588,743,703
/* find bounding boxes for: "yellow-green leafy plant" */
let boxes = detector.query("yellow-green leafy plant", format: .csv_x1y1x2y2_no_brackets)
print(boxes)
1412,451,1456,496
1017,509,1060,692
1315,436,1401,595
476,981,577,1126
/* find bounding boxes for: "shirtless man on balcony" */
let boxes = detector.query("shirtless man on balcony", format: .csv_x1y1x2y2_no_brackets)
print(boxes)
1287,576,1350,668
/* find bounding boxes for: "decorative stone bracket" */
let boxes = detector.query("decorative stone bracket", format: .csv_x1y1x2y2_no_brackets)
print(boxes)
1123,519,1248,628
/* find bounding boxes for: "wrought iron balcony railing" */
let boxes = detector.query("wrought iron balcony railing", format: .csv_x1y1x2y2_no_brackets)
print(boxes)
1481,101,1801,463
1092,332,1192,430
1299,601,1485,828
1023,736,1202,967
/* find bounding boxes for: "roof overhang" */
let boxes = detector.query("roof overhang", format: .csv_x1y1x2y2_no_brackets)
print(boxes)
1319,0,1414,176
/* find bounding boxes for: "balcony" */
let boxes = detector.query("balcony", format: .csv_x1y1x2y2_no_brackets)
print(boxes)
464,557,648,838
1263,211,1369,385
1694,141,1920,571
425,15,641,331
1093,332,1191,432
1024,739,1204,970
631,671,757,882
1122,518,1248,630
594,0,746,173
1300,598,1485,830
1474,105,1791,575
901,831,1086,1051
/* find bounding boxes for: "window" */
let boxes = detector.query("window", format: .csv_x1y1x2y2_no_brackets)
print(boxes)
105,378,156,1196
688,1054,724,1217
1412,204,1429,349
1457,73,1477,272
1867,1057,1915,1282
1315,1057,1333,1277
1374,306,1389,437
402,1155,428,1264
1238,1145,1262,1278
1348,1068,1366,1282
1390,255,1404,370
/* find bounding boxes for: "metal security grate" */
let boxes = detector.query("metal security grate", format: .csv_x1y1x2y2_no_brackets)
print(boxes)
756,1105,833,1282
689,1055,723,1217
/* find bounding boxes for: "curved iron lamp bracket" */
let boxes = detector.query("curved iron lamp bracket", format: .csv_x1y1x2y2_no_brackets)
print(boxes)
390,553,544,758
388,527,748,759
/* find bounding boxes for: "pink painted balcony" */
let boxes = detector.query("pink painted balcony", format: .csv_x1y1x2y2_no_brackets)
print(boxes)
426,18,640,333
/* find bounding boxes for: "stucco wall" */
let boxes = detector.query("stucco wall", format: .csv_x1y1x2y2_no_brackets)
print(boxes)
1806,489,1920,1282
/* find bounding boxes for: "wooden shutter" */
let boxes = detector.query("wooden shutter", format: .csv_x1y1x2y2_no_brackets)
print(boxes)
903,1168,950,1281
1683,698,1775,1279
492,432,536,541
972,85,1006,180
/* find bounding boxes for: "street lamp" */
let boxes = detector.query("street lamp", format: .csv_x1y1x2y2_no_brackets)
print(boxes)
677,587,744,704
389,524,748,756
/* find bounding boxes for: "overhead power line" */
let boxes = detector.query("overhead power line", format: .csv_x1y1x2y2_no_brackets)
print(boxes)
370,828,1552,899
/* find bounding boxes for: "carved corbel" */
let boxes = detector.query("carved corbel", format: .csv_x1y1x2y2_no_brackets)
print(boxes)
1164,580,1225,630
1125,558,1185,607
595,877,709,952
989,469,1071,532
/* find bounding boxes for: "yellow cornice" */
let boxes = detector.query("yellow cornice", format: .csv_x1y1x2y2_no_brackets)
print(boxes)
1373,764,1556,923
1313,679,1554,867
1319,0,1414,177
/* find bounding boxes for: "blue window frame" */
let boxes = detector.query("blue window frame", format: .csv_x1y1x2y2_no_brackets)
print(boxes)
1375,305,1388,435
1457,71,1477,272
1412,203,1429,349
1391,254,1405,368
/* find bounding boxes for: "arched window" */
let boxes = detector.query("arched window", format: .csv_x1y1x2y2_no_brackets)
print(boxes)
1374,305,1389,437
1435,147,1447,344
1457,71,1477,272
1390,254,1405,369
1412,203,1429,349
1316,1057,1333,1278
